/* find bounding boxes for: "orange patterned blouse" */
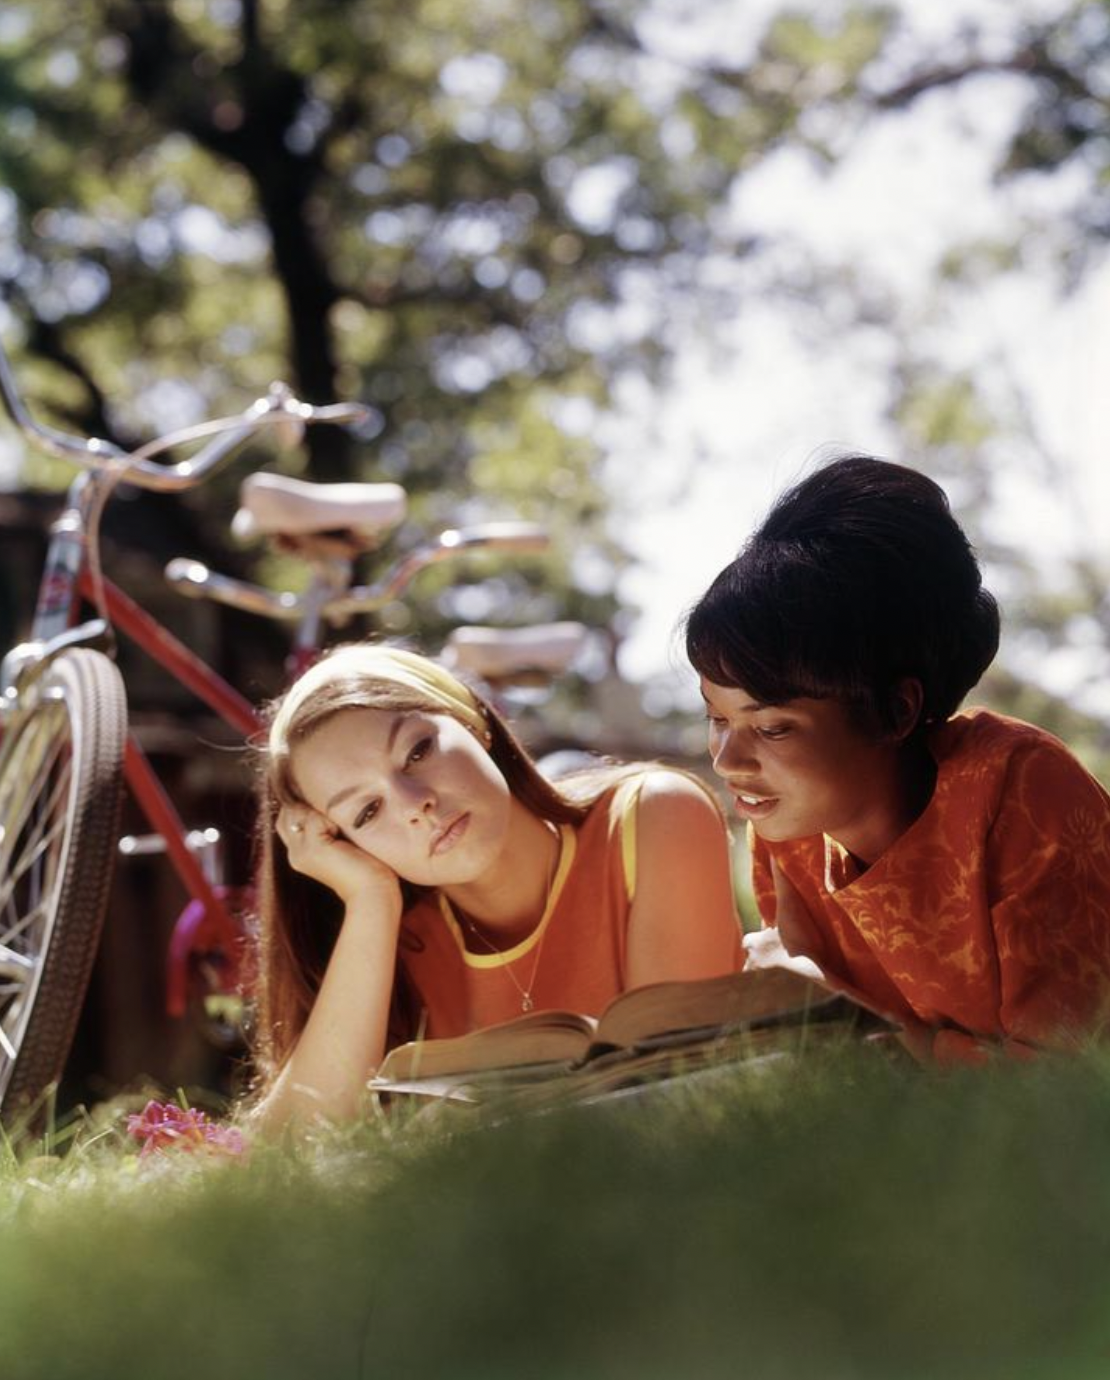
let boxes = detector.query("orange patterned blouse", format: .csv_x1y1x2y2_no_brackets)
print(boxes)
751,709,1110,1055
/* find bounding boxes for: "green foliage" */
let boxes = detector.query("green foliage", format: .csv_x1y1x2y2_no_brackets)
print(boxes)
3,0,1105,738
894,372,997,454
887,356,1110,768
4,1046,1110,1378
982,663,1110,782
0,0,828,665
764,4,893,83
811,0,1110,743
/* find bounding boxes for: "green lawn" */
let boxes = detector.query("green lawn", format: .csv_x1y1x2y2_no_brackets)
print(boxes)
2,1042,1110,1380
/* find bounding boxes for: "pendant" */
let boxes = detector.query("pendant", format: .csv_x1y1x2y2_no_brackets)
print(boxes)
521,995,534,1013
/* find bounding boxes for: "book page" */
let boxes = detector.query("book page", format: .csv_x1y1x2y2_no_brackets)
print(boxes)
590,966,845,1053
374,1007,599,1081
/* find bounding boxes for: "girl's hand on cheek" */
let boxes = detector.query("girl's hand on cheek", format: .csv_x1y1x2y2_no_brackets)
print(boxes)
277,806,401,910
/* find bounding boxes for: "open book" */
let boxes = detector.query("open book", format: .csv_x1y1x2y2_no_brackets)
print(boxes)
368,963,890,1108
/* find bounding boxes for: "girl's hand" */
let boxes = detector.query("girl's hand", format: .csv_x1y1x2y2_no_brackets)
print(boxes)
742,926,826,983
771,856,837,970
276,805,401,910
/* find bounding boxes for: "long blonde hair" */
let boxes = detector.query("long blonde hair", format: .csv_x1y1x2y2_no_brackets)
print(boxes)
251,644,639,1083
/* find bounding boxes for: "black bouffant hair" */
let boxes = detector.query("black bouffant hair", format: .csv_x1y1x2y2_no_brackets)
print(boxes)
685,454,1000,736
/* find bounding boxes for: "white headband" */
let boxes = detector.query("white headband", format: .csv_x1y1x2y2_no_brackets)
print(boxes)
269,644,487,755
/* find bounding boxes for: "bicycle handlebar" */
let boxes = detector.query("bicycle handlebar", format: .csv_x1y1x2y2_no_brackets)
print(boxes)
165,522,550,623
0,338,369,493
340,523,549,615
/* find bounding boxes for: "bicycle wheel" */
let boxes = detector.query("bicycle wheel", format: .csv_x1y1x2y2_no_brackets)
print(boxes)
0,648,126,1120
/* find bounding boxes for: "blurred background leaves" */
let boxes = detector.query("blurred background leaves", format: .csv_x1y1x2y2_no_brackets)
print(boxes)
0,0,1106,768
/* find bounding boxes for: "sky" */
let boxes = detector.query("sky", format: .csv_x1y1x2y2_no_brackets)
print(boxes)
603,0,1110,717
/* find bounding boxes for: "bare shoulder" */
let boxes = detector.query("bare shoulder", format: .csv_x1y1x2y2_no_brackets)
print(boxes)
634,768,726,836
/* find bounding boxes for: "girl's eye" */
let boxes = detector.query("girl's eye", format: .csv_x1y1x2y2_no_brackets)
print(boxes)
406,735,433,767
756,724,790,741
353,799,381,829
703,713,728,731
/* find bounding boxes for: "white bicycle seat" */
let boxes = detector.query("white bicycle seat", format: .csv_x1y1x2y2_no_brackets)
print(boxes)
232,472,407,547
442,622,590,680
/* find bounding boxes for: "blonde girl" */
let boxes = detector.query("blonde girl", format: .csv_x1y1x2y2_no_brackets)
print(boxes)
251,644,741,1124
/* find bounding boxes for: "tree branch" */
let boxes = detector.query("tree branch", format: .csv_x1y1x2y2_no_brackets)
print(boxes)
870,42,1086,110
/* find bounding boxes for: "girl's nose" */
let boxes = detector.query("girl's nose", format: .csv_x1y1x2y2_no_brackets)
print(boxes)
404,779,436,822
712,730,758,778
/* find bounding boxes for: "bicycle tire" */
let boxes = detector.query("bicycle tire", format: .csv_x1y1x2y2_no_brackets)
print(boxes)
0,648,126,1121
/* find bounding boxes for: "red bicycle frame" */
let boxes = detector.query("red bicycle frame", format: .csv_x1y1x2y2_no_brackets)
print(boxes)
77,567,262,1017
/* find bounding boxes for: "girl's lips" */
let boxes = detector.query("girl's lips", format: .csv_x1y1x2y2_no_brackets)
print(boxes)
730,791,779,821
431,812,470,856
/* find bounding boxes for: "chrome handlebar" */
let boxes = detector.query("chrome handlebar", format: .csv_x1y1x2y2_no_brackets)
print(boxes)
0,340,369,492
165,522,549,623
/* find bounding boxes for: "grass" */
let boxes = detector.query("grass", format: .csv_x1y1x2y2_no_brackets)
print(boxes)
3,1041,1110,1380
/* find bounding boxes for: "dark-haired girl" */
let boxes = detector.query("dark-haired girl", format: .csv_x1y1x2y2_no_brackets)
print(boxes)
687,454,1110,1061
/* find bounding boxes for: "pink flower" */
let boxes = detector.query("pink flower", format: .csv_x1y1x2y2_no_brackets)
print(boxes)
125,1099,246,1159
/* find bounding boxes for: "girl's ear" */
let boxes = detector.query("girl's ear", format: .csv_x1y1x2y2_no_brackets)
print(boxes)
889,677,925,743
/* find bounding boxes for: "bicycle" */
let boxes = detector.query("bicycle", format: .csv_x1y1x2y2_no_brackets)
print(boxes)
0,339,581,1123
158,478,587,1045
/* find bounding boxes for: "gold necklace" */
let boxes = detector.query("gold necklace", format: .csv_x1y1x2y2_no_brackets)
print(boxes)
456,822,562,1014
460,916,550,1013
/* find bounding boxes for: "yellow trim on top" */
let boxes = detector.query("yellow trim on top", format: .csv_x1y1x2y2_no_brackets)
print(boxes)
438,823,577,968
613,773,644,905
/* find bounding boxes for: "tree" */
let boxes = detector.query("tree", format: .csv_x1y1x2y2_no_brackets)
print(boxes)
16,1,1101,763
863,0,1110,771
658,0,1110,772
0,0,891,682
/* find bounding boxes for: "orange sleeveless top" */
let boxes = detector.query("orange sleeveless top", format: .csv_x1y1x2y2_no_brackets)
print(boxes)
394,774,646,1041
752,710,1110,1050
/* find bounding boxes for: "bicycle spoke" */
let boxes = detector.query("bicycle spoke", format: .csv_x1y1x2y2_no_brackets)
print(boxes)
0,894,50,953
0,710,67,873
1,966,28,999
3,699,65,771
0,703,65,794
10,741,71,842
0,771,71,920
0,804,67,902
0,720,68,1006
0,943,34,975
0,831,64,929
